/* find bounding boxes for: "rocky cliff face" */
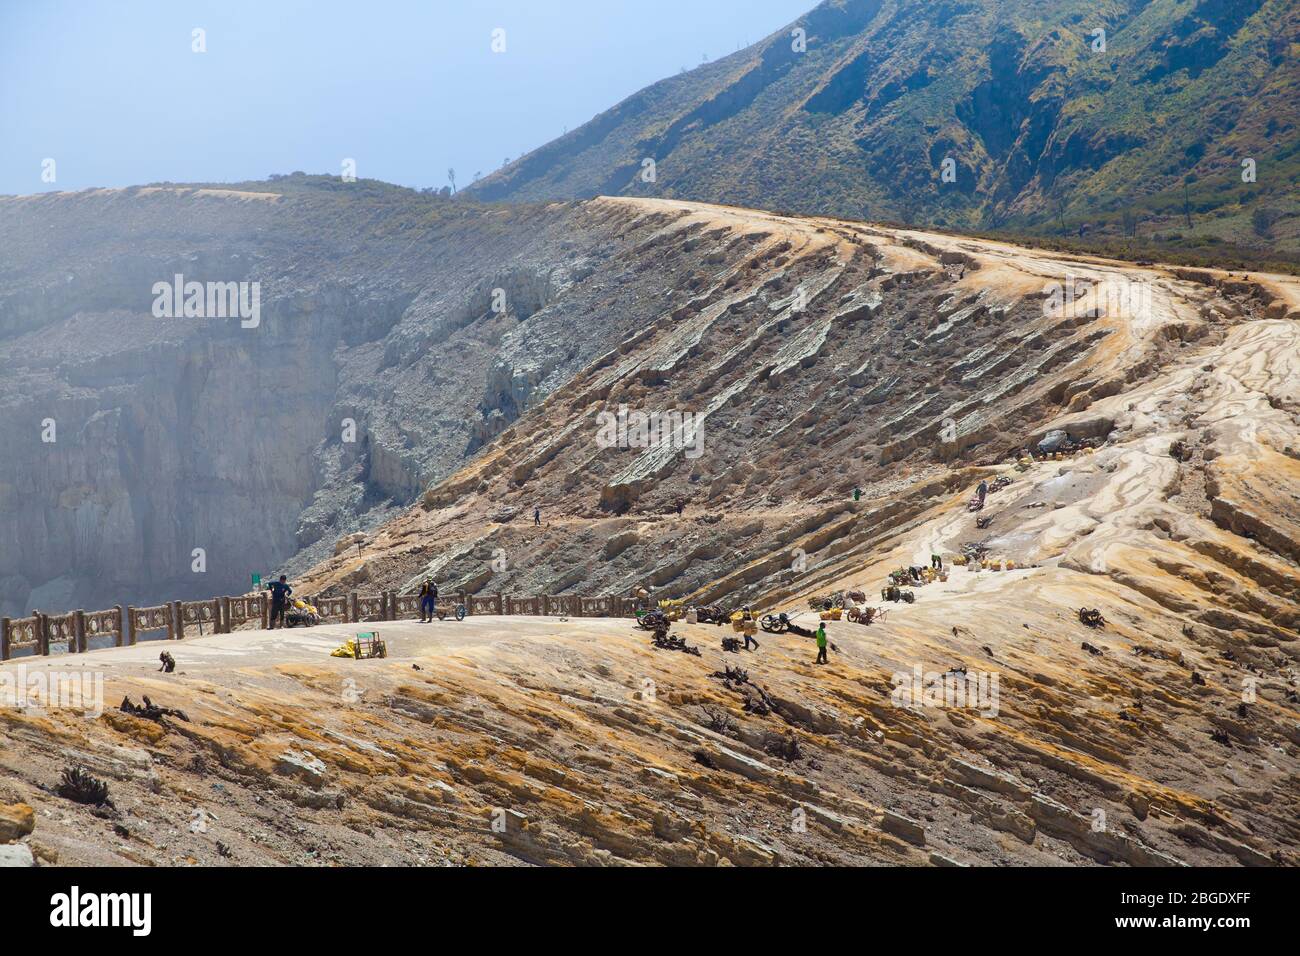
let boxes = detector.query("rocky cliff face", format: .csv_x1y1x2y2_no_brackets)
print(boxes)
300,197,1300,654
2,181,887,615
0,182,627,614
285,197,1300,866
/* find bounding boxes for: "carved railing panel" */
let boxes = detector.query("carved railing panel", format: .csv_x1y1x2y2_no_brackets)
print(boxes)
44,613,77,650
315,596,349,622
85,608,121,643
506,596,542,616
131,604,172,633
226,595,265,627
355,595,385,621
180,599,220,633
6,616,39,650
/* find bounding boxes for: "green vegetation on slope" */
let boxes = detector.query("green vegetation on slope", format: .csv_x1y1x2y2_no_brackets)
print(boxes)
471,0,1300,263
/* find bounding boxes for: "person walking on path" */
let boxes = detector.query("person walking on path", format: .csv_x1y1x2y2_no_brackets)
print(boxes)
419,579,438,623
267,575,292,630
534,506,542,526
815,622,829,665
741,606,760,651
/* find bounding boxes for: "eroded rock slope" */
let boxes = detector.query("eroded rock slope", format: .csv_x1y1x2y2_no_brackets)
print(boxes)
2,196,1296,868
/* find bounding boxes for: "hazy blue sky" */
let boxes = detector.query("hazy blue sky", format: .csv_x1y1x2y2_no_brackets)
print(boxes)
0,0,813,195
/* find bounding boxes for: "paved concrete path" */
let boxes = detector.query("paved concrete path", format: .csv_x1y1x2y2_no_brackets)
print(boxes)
1,615,634,676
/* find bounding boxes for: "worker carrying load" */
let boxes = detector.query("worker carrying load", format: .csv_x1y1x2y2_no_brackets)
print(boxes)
419,579,439,623
968,478,989,512
742,607,759,651
731,607,760,650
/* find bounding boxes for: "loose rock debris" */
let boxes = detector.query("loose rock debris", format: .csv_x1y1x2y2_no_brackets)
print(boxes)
717,664,750,684
765,733,802,762
702,706,735,735
650,633,701,656
712,665,779,716
120,695,190,723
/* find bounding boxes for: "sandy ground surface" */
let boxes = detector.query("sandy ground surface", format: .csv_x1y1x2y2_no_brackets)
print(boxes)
2,584,1295,867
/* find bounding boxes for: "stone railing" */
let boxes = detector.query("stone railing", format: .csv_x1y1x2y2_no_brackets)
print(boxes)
180,598,221,633
356,594,386,622
0,587,643,661
128,603,176,641
0,607,125,658
506,596,542,616
392,594,420,619
85,607,123,645
314,595,350,622
224,595,268,630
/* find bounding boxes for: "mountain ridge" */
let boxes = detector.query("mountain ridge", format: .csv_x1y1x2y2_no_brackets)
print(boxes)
470,0,1300,258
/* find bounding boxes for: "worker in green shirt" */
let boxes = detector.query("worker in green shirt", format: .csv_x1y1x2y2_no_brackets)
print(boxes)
815,622,828,665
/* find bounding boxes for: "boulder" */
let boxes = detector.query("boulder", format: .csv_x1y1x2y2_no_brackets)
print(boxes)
0,803,35,844
276,750,328,788
333,533,367,556
881,809,926,846
0,844,34,867
1037,430,1069,454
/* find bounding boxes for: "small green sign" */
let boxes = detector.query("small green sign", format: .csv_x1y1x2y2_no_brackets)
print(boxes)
251,573,262,587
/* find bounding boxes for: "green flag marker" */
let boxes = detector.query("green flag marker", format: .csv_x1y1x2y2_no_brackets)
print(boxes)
251,573,261,587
